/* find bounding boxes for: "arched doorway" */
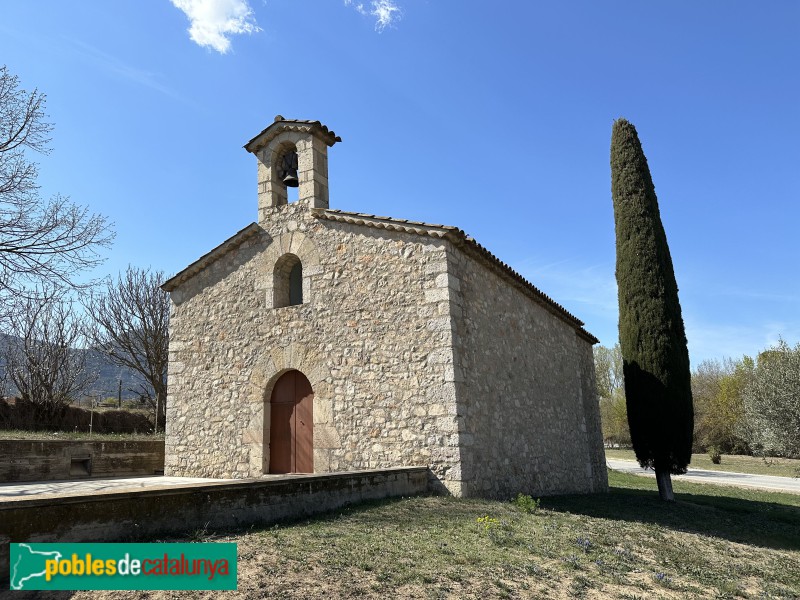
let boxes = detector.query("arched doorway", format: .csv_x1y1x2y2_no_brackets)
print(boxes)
269,370,314,474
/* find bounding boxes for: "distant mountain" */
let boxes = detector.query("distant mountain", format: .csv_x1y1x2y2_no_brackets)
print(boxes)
0,334,144,401
81,347,145,400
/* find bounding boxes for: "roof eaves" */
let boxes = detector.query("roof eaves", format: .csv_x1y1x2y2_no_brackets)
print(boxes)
312,208,597,341
162,222,262,292
312,208,459,237
244,119,341,154
444,233,588,331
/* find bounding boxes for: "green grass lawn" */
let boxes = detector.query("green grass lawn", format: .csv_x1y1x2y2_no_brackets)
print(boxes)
0,429,163,441
605,448,800,479
74,469,800,600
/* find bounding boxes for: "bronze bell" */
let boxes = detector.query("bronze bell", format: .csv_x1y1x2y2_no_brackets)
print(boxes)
280,151,299,188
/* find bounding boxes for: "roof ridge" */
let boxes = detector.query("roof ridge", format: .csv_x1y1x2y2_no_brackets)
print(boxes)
244,118,341,153
312,208,597,342
318,208,460,232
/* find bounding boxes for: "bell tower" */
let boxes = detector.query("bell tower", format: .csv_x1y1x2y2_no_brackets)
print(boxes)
244,116,341,222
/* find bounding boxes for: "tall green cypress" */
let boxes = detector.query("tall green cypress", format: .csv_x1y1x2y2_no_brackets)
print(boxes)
610,118,694,501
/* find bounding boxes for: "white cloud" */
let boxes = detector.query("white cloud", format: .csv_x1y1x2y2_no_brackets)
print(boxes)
171,0,261,54
345,0,402,32
518,256,619,318
683,319,800,367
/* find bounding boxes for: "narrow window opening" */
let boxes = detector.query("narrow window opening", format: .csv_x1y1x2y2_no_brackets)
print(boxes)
289,261,303,305
273,253,305,308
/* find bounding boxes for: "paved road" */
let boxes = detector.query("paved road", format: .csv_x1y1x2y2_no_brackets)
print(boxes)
0,476,229,499
3,463,798,500
608,459,800,495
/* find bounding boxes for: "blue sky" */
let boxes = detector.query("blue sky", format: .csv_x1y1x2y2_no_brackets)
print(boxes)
1,1,798,366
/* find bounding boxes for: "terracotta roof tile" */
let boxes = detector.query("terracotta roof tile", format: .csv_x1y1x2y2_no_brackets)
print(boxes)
161,208,599,344
244,116,341,153
313,208,598,344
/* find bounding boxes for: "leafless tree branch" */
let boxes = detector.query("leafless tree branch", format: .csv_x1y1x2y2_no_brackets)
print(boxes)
1,288,96,425
0,65,114,320
84,266,169,429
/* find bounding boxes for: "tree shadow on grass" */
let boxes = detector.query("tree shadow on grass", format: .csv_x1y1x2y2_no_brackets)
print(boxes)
542,472,800,551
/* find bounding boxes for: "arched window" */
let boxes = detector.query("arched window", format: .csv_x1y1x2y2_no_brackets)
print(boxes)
274,254,303,307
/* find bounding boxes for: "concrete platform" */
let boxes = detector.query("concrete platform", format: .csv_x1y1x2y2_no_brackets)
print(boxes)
0,466,431,584
0,475,229,500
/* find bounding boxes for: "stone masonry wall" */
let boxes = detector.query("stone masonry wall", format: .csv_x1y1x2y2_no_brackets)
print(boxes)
578,337,607,487
0,440,164,483
165,204,463,493
446,245,608,499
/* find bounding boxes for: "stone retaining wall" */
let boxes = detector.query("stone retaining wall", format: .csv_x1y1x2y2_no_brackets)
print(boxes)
0,466,429,584
0,440,165,483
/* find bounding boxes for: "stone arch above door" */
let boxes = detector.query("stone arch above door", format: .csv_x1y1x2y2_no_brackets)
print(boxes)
243,342,338,475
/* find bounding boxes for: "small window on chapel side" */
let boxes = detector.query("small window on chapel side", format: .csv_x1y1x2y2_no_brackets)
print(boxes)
289,261,303,305
274,253,304,308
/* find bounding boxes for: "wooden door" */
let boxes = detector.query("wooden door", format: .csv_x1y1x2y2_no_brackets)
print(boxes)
269,370,314,474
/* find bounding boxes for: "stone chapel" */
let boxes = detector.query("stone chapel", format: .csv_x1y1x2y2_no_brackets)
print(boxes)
162,117,608,498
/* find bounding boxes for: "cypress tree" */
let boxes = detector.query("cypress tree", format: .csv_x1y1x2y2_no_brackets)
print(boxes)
610,118,694,501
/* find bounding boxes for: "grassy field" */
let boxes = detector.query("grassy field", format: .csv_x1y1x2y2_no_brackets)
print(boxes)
0,429,164,441
73,470,800,600
605,448,800,478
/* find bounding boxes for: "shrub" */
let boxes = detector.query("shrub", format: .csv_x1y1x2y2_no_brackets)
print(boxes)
0,398,152,434
742,340,800,458
512,493,541,513
97,410,152,434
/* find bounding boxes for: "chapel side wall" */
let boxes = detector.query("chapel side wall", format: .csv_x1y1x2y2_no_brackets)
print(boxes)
578,338,608,491
165,230,270,479
447,246,608,499
165,207,463,492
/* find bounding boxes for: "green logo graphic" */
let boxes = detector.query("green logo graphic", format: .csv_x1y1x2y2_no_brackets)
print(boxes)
9,543,237,590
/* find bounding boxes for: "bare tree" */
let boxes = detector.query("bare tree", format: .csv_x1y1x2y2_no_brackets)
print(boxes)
85,266,169,430
0,65,113,319
1,289,96,426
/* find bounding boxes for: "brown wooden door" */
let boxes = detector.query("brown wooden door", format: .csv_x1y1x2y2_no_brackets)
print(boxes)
269,370,314,474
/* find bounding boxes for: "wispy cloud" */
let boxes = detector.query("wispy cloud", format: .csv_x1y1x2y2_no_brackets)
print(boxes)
63,38,192,105
516,255,800,365
515,255,620,348
518,256,618,318
345,0,403,32
170,0,261,53
684,318,800,366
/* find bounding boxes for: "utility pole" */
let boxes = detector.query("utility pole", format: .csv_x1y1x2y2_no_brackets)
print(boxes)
118,378,122,409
